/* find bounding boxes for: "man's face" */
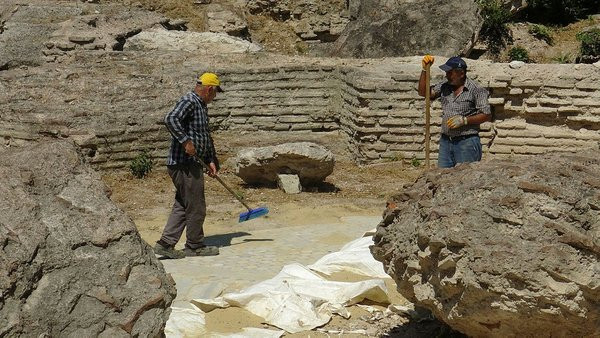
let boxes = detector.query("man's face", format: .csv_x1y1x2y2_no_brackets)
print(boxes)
204,86,217,103
445,69,465,86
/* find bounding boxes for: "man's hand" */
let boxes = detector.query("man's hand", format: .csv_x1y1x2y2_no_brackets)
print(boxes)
183,140,196,156
422,55,434,69
207,162,218,177
447,115,468,129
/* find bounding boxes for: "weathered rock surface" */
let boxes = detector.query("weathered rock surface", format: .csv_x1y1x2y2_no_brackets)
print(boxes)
235,142,334,185
277,174,302,194
372,154,600,337
247,0,349,42
0,0,178,67
205,3,250,39
331,0,483,58
0,0,81,68
0,140,176,337
124,29,262,53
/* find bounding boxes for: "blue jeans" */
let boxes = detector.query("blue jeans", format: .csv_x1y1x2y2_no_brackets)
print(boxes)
438,134,482,168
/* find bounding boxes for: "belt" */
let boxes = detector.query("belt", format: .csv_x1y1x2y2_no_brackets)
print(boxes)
442,134,476,141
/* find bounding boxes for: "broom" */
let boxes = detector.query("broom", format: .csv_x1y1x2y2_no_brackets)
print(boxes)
193,155,269,222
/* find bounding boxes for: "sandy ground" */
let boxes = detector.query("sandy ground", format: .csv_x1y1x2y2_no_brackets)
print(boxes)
102,157,423,249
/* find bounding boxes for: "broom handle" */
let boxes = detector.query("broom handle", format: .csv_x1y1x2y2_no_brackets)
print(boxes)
193,155,253,211
424,63,431,169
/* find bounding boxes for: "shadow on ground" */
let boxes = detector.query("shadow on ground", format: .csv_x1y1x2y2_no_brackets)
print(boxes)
241,181,341,193
203,231,265,247
382,318,467,338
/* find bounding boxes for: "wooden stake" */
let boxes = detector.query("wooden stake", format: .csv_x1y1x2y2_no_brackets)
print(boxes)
424,64,431,169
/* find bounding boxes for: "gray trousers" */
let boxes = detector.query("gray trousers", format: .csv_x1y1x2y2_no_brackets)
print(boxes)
160,163,206,250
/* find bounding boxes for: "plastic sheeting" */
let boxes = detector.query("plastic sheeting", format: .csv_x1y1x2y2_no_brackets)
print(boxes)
165,307,207,338
165,306,284,338
167,232,391,335
309,234,389,279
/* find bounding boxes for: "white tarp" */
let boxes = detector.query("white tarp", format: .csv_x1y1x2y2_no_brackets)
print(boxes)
211,328,284,338
308,234,389,279
168,233,393,335
192,262,389,333
165,306,284,338
165,307,207,338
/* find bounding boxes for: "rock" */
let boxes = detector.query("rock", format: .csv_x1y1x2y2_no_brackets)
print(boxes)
206,5,249,39
247,0,348,43
331,0,483,58
277,174,302,194
235,142,334,186
372,153,600,337
124,29,262,53
0,140,176,336
0,2,80,69
509,60,525,69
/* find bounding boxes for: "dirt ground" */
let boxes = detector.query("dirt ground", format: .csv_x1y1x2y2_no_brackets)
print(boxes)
102,156,422,246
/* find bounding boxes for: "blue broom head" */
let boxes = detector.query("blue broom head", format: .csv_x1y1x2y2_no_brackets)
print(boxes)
239,207,269,222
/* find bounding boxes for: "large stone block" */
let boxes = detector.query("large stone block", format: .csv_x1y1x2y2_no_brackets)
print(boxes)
0,140,176,336
234,142,334,185
331,0,482,58
372,153,600,337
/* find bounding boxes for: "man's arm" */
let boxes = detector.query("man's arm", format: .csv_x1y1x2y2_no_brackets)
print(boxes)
165,98,198,156
466,113,492,125
447,86,492,129
164,98,192,144
417,70,433,97
418,55,436,98
471,86,492,124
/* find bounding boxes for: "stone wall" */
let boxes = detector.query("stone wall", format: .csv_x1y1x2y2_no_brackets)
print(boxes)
1,54,599,169
212,65,339,132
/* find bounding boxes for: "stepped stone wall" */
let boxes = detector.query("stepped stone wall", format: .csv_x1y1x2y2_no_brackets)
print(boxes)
1,54,599,169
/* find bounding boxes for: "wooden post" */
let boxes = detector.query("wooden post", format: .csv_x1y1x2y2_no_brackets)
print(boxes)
424,64,431,169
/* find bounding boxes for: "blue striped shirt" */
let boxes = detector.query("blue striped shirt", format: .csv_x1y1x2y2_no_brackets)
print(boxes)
164,91,217,166
432,78,491,137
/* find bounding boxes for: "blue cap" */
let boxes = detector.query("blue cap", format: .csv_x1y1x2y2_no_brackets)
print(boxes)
439,57,468,72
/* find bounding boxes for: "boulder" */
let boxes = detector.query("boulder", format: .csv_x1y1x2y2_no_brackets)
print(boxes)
371,153,600,337
0,140,176,337
331,0,483,58
235,142,334,185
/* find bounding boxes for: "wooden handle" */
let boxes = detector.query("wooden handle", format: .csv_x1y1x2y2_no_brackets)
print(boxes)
193,155,252,211
424,64,431,169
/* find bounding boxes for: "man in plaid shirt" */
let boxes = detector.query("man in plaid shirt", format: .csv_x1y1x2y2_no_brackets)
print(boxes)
154,72,223,259
418,56,492,168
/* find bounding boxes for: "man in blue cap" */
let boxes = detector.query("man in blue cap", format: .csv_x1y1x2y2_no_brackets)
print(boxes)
418,55,491,168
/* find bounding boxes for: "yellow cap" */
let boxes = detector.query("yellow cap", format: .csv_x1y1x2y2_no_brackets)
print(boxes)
197,72,223,92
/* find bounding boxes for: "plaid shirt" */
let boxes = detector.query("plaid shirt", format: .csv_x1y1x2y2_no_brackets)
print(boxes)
164,91,218,166
432,77,491,137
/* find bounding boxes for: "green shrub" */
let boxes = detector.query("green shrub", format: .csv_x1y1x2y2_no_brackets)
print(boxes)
508,46,530,62
411,157,421,167
384,152,404,162
130,151,153,178
553,53,573,63
524,0,600,25
528,24,553,45
295,41,308,55
576,28,600,57
477,0,513,56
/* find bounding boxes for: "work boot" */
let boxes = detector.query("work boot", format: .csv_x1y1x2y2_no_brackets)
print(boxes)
153,242,185,259
184,245,219,257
